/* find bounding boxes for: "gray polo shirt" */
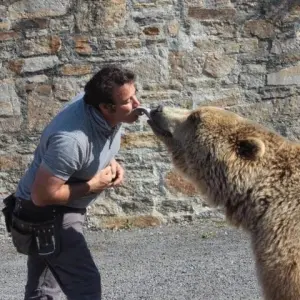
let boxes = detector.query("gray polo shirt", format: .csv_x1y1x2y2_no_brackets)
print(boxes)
16,93,121,208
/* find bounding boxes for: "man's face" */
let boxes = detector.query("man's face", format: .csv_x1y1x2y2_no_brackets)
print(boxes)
109,81,141,125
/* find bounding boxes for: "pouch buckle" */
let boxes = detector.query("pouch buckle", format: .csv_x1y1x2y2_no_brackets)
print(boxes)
34,223,56,256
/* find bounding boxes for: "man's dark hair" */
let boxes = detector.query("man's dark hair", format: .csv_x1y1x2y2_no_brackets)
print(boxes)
84,65,135,108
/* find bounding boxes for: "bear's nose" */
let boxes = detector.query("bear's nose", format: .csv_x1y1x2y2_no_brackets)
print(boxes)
150,105,163,115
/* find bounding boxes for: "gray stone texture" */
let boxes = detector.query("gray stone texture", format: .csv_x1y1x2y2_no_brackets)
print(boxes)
1,0,300,228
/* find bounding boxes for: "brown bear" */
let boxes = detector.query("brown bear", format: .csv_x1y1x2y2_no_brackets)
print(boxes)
148,105,300,300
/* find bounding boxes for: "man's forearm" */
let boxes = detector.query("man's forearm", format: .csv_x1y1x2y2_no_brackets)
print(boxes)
53,182,95,204
32,181,95,206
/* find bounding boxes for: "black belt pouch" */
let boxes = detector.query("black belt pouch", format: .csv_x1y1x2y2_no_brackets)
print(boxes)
2,193,16,233
11,213,61,256
11,214,35,255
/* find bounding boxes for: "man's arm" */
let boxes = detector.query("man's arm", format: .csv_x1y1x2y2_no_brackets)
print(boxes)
31,165,114,206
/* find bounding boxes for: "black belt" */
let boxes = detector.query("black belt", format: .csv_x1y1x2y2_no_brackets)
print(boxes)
14,198,86,223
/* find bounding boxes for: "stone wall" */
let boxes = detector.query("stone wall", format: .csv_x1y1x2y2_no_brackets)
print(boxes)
1,0,300,229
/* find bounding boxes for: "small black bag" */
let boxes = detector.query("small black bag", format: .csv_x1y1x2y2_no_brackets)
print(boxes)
2,193,16,233
11,215,36,255
11,213,61,256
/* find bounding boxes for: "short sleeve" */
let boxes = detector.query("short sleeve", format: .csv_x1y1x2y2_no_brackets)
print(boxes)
41,134,86,181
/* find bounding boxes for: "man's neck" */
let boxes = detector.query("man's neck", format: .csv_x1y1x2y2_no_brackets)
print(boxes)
99,107,118,128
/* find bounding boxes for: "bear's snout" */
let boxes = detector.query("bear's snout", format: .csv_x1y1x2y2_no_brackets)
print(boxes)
150,105,164,117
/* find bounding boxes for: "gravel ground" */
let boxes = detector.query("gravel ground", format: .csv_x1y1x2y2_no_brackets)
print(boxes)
0,219,262,300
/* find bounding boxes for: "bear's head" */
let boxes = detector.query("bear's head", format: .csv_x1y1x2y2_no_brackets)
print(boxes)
148,106,288,228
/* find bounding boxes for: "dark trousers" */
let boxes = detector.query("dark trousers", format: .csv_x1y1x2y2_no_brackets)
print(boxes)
15,200,101,300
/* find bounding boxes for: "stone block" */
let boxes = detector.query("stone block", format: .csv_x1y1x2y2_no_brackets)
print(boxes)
125,48,169,85
75,0,126,32
13,18,49,30
244,20,276,39
260,86,295,101
115,39,142,49
223,41,240,54
124,164,157,182
143,26,160,35
243,64,267,74
24,75,49,84
8,60,24,74
0,155,24,171
209,23,237,38
0,63,9,80
74,36,93,55
239,73,265,88
186,0,232,8
132,0,156,8
194,39,222,53
203,53,236,78
121,132,161,149
60,64,92,76
279,53,300,65
239,38,259,53
27,84,62,132
11,56,60,73
90,198,123,216
169,51,184,79
120,198,155,215
267,64,300,86
157,199,195,215
169,50,206,80
49,15,75,32
167,20,179,37
188,8,236,21
0,117,22,133
25,29,49,38
8,0,71,20
0,31,20,41
0,18,11,31
88,215,161,230
192,87,242,107
53,76,89,101
100,0,127,29
0,80,21,117
21,35,61,56
110,181,161,200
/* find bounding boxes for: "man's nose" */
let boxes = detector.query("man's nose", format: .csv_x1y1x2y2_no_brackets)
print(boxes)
132,97,140,108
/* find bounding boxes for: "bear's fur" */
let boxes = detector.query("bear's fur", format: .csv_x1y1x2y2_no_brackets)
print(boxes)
148,106,300,300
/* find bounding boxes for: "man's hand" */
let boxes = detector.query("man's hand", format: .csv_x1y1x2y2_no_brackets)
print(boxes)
87,165,114,193
109,159,124,187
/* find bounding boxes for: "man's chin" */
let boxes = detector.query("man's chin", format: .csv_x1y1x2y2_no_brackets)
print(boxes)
122,117,138,124
128,114,139,123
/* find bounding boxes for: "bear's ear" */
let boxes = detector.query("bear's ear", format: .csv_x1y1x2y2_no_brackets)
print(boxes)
236,137,265,160
187,111,200,123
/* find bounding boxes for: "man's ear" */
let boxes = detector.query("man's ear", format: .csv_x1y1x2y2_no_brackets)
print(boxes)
236,137,265,160
99,103,116,114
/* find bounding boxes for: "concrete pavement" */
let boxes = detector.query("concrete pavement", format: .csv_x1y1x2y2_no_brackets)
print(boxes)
0,219,262,300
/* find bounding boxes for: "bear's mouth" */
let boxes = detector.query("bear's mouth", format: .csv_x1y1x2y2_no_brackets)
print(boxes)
148,106,173,137
147,119,172,137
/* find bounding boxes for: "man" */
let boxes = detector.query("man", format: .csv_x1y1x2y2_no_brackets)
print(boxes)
12,65,141,299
